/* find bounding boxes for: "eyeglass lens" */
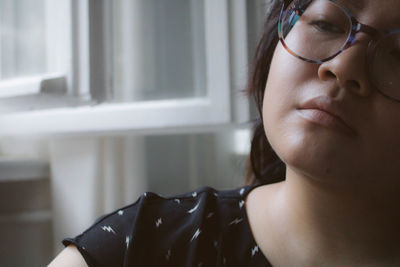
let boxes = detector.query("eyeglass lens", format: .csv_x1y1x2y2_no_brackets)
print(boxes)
280,0,400,100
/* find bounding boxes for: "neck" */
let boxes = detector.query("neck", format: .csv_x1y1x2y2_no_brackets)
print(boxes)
274,167,400,264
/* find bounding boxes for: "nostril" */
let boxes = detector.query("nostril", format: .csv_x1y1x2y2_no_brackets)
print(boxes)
325,71,336,79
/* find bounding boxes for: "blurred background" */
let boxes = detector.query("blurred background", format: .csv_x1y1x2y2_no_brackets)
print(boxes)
0,0,269,265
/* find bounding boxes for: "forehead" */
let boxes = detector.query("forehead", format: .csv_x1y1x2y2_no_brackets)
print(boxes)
338,0,400,29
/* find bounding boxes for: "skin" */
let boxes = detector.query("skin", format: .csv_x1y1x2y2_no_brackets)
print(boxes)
47,245,87,267
246,0,400,266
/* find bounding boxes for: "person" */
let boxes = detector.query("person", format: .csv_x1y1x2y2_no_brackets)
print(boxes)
49,0,400,266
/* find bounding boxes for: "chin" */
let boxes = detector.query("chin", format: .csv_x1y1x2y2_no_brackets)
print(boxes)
268,125,361,183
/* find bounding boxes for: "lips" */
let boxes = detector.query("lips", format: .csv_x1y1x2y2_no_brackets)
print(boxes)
297,96,356,135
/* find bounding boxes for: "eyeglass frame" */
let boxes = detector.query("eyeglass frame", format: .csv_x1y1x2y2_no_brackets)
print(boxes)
277,0,400,102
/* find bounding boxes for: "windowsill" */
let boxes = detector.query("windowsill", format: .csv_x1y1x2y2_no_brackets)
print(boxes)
0,98,245,137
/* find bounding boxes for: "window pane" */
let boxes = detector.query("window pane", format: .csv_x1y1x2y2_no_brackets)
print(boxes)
111,0,207,102
0,0,46,80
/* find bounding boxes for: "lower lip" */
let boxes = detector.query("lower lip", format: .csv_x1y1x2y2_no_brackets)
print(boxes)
296,109,354,135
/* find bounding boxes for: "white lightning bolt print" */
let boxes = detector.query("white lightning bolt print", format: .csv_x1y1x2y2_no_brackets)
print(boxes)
188,202,200,214
239,200,245,209
213,240,218,248
118,210,124,216
229,218,243,226
155,218,163,228
166,249,171,261
125,236,130,248
191,228,201,242
239,188,245,196
251,245,259,257
101,225,116,234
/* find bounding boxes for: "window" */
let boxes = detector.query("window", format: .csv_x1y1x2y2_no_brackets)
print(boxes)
110,0,207,102
0,0,72,113
1,0,47,79
0,0,268,136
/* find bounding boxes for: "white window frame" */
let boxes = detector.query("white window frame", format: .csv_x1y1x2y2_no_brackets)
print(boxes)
0,0,254,137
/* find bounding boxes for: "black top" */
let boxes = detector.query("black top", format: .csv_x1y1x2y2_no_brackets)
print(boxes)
63,185,272,267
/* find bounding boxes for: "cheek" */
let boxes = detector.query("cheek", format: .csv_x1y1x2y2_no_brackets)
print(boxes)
262,45,311,163
262,45,295,125
262,42,316,123
262,50,288,157
263,81,305,170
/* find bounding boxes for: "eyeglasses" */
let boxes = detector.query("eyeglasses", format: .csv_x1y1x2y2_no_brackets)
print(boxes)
278,0,400,101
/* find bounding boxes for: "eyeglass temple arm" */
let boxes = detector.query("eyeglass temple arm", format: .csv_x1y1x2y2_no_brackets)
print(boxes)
352,19,383,40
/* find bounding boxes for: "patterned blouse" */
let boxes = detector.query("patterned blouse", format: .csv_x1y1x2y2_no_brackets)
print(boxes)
63,185,272,266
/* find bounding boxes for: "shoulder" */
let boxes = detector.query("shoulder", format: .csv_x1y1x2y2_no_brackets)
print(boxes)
124,185,260,264
128,185,254,218
61,185,261,266
48,245,88,267
125,185,253,231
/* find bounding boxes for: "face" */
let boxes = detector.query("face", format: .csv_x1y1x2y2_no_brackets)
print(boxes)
263,0,400,186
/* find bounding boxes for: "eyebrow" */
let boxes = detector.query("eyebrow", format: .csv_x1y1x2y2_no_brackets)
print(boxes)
343,0,400,29
343,0,365,11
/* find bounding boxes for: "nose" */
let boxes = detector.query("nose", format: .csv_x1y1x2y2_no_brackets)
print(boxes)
317,38,374,98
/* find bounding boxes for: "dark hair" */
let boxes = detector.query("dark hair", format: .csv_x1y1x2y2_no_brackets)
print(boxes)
245,0,287,186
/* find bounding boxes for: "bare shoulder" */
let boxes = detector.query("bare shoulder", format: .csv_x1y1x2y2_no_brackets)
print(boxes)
47,245,88,267
245,181,284,234
245,182,285,265
245,182,283,214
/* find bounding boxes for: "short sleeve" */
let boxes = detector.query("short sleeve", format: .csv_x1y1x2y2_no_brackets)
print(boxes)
61,185,272,266
62,196,144,267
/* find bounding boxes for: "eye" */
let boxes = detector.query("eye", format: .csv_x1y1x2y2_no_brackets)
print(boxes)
308,20,345,34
